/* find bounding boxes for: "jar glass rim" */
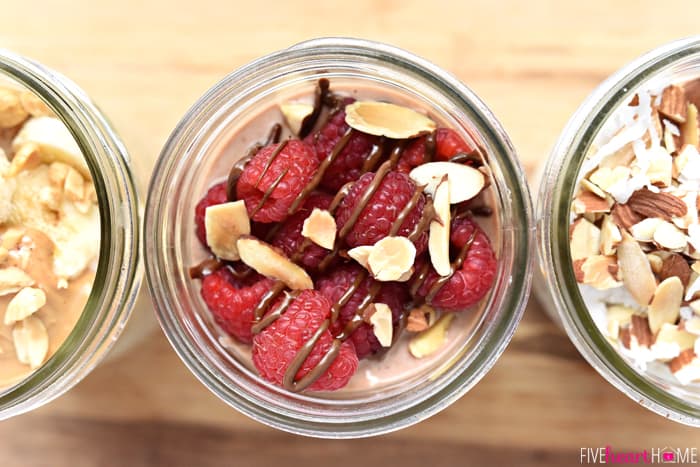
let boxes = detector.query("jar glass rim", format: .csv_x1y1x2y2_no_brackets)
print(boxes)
145,37,534,437
0,49,142,418
538,36,700,426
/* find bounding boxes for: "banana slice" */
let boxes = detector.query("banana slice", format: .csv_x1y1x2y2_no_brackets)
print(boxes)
12,116,89,177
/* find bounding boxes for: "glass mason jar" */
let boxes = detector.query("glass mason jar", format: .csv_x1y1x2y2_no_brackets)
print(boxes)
0,50,142,419
537,36,700,426
145,37,533,438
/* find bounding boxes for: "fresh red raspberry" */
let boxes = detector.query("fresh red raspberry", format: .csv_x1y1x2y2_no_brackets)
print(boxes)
271,192,333,270
200,269,274,344
416,217,496,310
194,182,228,247
236,140,319,223
304,99,379,191
335,170,427,251
252,290,358,391
397,128,475,173
317,264,407,359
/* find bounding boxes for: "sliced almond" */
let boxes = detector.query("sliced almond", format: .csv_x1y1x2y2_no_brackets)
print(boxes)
301,208,336,250
572,190,612,214
345,101,436,139
367,236,416,282
368,303,393,347
0,88,28,128
648,276,683,334
408,313,455,359
658,85,687,123
681,103,699,148
569,218,601,261
580,255,621,289
645,147,673,187
347,245,373,270
653,221,687,250
4,287,46,325
629,217,663,242
428,177,451,276
63,166,85,202
48,161,70,188
655,323,696,350
588,166,630,193
0,267,34,296
279,103,313,136
39,186,62,212
617,231,657,306
630,314,654,348
205,201,251,261
599,215,622,255
12,315,48,369
606,304,635,340
237,236,312,290
409,161,485,203
684,317,700,335
6,142,41,177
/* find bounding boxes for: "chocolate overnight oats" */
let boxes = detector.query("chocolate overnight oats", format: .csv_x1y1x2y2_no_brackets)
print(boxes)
570,78,700,385
189,79,498,393
0,85,99,388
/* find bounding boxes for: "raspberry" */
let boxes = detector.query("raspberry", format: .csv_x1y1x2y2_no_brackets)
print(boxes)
200,269,274,344
194,182,228,247
416,217,496,310
317,264,407,359
236,140,319,223
252,290,358,391
397,128,475,173
271,192,333,270
335,170,427,251
305,99,379,191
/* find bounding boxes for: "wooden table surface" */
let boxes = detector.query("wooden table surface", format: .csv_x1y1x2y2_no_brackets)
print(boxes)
2,1,700,465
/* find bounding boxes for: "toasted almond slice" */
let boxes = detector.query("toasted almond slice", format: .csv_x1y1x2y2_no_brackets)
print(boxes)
653,221,687,250
600,215,622,255
4,287,46,325
646,147,673,187
0,88,28,128
648,276,683,334
681,103,699,148
580,179,607,198
345,101,436,139
569,218,601,261
572,190,612,214
630,218,663,242
6,143,41,177
0,267,34,296
580,255,621,289
368,236,416,282
12,315,48,369
428,177,451,276
655,323,696,351
301,208,336,250
588,166,630,193
63,166,85,202
205,201,251,261
347,245,373,270
237,236,312,290
280,103,313,136
408,313,454,359
48,161,70,188
685,317,700,335
409,161,485,203
617,231,657,306
607,304,635,340
369,303,393,347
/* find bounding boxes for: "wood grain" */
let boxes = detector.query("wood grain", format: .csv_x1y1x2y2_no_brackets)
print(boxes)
1,0,699,465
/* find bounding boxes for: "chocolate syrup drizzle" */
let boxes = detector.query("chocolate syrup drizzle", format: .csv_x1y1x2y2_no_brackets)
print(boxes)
207,79,486,392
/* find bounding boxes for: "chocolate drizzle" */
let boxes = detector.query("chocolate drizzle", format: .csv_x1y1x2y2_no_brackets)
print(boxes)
189,257,224,279
298,78,330,138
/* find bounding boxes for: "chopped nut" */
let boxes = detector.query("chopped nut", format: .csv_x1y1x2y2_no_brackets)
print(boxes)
653,221,687,250
347,245,373,270
408,313,454,359
406,306,434,332
1,228,25,250
237,236,313,290
599,215,622,255
645,147,673,187
658,85,687,123
48,161,70,188
647,252,664,274
19,91,52,117
579,255,620,289
428,177,451,276
684,317,700,335
4,287,46,325
12,315,49,369
580,179,607,198
345,101,436,139
572,190,612,214
629,217,663,242
606,304,635,340
655,323,696,351
205,201,251,261
0,88,28,128
279,103,313,136
368,303,393,347
39,186,62,212
0,247,7,264
569,218,601,261
63,167,84,202
648,276,683,333
611,203,643,230
681,103,699,148
0,267,34,296
367,236,416,282
6,143,41,176
617,231,657,306
659,253,691,287
588,166,630,193
301,208,336,250
630,314,654,347
669,349,700,384
409,161,485,203
626,188,687,222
